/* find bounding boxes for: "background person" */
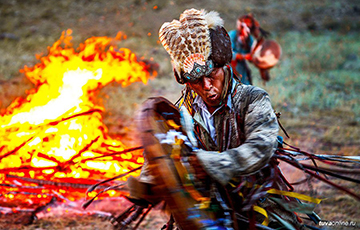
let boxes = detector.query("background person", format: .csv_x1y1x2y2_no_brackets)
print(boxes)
228,14,271,85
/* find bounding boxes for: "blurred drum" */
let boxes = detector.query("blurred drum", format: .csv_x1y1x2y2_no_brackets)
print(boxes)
252,40,282,69
137,97,220,230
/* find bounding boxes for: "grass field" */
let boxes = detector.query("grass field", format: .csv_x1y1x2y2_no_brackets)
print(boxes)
0,0,359,229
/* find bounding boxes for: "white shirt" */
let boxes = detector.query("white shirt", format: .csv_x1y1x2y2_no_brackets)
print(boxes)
192,78,236,143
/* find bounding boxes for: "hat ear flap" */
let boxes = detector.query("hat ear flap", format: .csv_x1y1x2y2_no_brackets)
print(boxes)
173,68,185,84
208,26,232,68
171,61,185,84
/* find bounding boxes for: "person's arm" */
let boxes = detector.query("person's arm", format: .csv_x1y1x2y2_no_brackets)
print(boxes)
236,53,252,61
195,88,279,186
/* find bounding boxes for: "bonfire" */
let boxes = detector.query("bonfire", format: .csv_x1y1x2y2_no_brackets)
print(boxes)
0,29,155,218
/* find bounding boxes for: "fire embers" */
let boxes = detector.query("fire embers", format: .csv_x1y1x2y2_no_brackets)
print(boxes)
0,29,154,209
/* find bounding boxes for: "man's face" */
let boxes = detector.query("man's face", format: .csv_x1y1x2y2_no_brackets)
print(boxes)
187,67,225,113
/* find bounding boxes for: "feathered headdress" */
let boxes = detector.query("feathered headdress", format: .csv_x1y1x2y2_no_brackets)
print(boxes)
159,9,232,84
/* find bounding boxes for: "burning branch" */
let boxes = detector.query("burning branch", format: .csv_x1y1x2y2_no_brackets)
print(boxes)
0,136,34,161
68,136,100,164
79,146,143,163
48,109,103,126
6,174,102,190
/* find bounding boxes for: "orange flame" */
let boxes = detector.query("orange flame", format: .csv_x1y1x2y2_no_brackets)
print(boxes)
0,29,153,206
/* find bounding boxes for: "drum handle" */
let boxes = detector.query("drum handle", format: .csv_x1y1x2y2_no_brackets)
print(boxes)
251,37,265,56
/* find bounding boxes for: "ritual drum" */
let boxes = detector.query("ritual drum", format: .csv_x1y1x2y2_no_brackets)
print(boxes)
137,97,224,230
252,40,282,70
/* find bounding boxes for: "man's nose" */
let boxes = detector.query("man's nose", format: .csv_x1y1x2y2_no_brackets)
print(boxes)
202,77,212,90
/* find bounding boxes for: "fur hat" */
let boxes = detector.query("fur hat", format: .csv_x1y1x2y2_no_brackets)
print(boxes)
159,9,232,84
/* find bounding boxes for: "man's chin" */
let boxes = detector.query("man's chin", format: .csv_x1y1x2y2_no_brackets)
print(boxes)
206,100,222,109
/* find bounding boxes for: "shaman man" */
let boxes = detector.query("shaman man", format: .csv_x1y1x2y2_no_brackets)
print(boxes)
132,8,304,230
